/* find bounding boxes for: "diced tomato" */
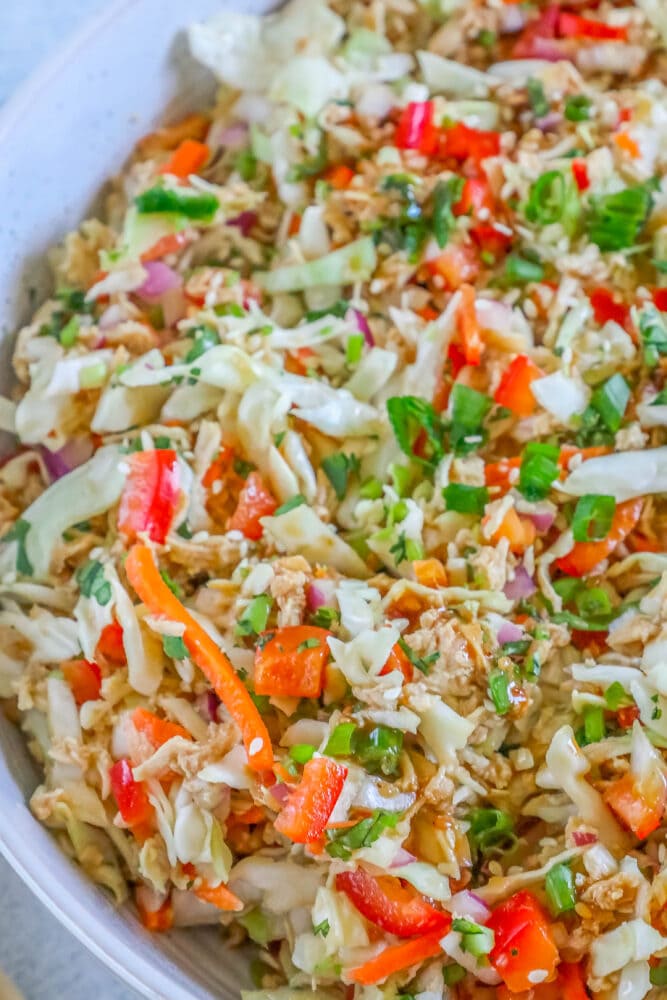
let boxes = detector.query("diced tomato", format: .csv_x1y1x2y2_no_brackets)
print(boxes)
555,498,643,577
336,868,452,938
513,5,560,59
558,11,628,40
653,289,667,313
470,223,513,258
395,101,439,155
227,471,277,540
96,621,126,665
604,769,667,839
439,122,501,163
571,160,590,192
347,932,445,986
109,759,154,830
427,243,480,289
118,449,180,545
274,756,347,844
494,354,544,417
380,642,414,683
254,625,332,699
453,177,494,217
488,890,559,993
159,139,210,179
589,287,630,329
62,659,102,705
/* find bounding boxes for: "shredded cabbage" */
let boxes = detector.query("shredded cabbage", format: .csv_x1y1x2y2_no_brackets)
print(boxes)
256,238,377,293
560,447,667,502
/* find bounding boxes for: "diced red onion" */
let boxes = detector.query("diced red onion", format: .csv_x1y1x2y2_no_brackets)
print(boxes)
270,781,292,806
527,509,556,533
39,437,94,482
536,111,563,132
209,121,248,152
347,308,374,347
572,830,598,847
390,847,417,868
195,690,220,723
503,564,536,600
497,620,524,645
137,262,183,301
98,304,125,330
227,211,258,237
306,579,337,611
447,889,491,923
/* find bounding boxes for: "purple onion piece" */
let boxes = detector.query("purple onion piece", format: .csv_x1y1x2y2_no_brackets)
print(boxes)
503,564,536,600
227,211,258,237
137,261,182,301
497,620,524,645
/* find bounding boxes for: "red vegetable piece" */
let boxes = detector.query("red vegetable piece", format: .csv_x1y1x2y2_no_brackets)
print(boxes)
487,890,559,993
336,867,451,938
274,757,347,844
118,449,180,544
227,471,277,541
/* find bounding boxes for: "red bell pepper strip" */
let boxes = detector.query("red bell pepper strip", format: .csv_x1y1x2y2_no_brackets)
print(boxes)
110,758,154,829
558,11,628,41
571,160,590,192
132,707,193,748
380,642,414,683
254,625,332,699
470,224,513,258
274,756,347,844
487,890,559,993
118,449,180,545
496,961,588,1000
62,659,102,705
125,544,273,771
604,769,667,839
439,122,501,163
347,931,445,986
96,621,126,665
494,354,544,417
227,471,277,541
159,139,210,179
336,868,451,938
589,288,630,329
395,102,439,155
555,498,643,577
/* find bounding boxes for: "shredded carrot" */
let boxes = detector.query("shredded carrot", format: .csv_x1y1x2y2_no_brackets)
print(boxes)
288,213,302,236
159,139,210,179
324,164,355,189
132,707,192,749
136,113,210,157
347,932,445,985
194,881,244,912
125,545,273,772
456,283,484,364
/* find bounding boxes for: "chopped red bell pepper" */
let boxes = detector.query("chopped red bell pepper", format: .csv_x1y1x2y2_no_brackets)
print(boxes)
604,768,667,839
494,354,544,417
254,625,332,698
118,449,180,545
589,288,630,329
653,288,667,313
558,11,628,41
395,101,439,155
555,498,643,577
617,705,640,729
227,471,277,541
62,659,102,706
487,890,559,993
380,642,414,683
456,283,484,365
439,122,501,163
470,223,513,258
427,242,480,290
513,5,560,60
96,621,126,665
159,139,210,179
336,868,451,938
571,160,590,192
274,756,347,844
453,177,495,218
109,759,154,829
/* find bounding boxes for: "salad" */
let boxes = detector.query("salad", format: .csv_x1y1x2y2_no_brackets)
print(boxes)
1,0,667,996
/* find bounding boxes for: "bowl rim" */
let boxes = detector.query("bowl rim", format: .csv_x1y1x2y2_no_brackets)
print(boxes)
0,3,220,997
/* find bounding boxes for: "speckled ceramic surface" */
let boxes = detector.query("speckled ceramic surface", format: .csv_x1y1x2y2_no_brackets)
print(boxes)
0,3,272,997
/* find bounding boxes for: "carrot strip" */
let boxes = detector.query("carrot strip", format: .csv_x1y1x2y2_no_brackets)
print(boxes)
347,932,444,985
159,139,210,178
125,544,273,771
194,881,244,912
132,707,193,749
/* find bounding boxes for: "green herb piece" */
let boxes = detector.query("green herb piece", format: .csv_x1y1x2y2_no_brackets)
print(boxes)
571,494,616,543
442,482,489,515
431,176,464,249
519,442,560,501
398,637,440,675
76,559,111,605
590,373,630,432
604,681,632,711
176,521,193,540
359,477,383,500
389,531,424,565
545,862,576,914
575,586,612,621
525,170,580,233
313,918,330,937
650,962,667,986
587,183,653,252
321,452,360,501
326,809,400,859
638,304,667,367
564,94,592,122
236,594,272,637
59,316,80,348
387,395,445,468
135,185,219,222
298,638,321,653
346,333,364,366
351,725,403,776
287,134,328,182
505,254,545,284
466,807,516,858
452,918,494,958
289,744,316,764
582,704,606,745
159,570,182,598
450,383,492,455
502,640,531,657
310,606,341,629
651,387,667,406
185,325,220,363
488,669,512,715
325,722,357,757
304,300,350,322
274,494,306,515
162,634,188,659
2,519,33,576
527,78,549,118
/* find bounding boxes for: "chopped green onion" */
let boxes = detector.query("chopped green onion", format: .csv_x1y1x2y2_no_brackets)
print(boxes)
525,170,580,233
346,333,364,366
587,183,653,252
590,373,630,432
564,94,592,122
452,918,494,958
185,325,220,363
431,176,464,249
502,639,531,657
488,669,512,715
313,918,330,937
571,494,616,543
289,744,316,764
604,682,632,711
309,606,340,628
545,862,576,915
387,396,445,468
76,559,111,606
324,722,357,757
359,477,383,499
466,808,515,858
274,494,306,516
651,388,667,406
575,586,612,620
236,594,272,636
518,442,560,501
638,304,667,368
326,809,400,860
162,635,188,660
321,452,359,501
527,79,549,118
59,316,80,348
450,384,492,455
505,254,545,284
442,483,489,515
351,725,403,776
135,185,219,222
582,705,606,745
398,637,440,675
389,463,411,498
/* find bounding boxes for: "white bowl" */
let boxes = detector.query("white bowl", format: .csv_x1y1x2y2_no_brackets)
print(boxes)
0,2,274,996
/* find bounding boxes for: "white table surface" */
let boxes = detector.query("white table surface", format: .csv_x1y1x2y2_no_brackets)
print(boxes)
0,3,136,997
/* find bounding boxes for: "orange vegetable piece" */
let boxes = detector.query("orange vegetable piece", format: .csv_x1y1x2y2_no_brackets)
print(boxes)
488,890,559,993
347,931,445,985
140,231,193,264
486,507,536,554
496,961,588,1000
254,625,332,699
413,558,448,589
182,865,244,912
380,642,414,683
96,621,126,665
555,498,643,577
136,113,209,157
136,891,173,932
62,659,102,706
614,132,640,158
324,164,355,189
132,707,193,749
159,139,210,179
494,355,544,418
125,544,273,771
604,769,667,839
274,756,347,845
227,471,277,541
427,243,479,290
456,283,484,365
